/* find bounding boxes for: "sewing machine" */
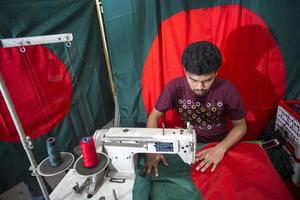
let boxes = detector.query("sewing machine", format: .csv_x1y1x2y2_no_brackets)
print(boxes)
50,126,196,200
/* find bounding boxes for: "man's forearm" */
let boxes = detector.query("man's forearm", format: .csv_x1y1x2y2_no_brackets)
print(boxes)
216,119,247,152
146,108,163,128
146,115,158,128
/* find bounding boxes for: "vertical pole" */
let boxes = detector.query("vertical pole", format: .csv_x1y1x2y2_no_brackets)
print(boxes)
95,0,120,127
0,73,50,200
94,0,115,96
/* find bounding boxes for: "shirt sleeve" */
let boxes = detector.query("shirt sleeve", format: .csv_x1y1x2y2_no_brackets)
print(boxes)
154,81,176,113
225,83,245,120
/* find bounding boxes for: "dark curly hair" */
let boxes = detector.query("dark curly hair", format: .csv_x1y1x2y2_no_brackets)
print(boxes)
182,41,222,75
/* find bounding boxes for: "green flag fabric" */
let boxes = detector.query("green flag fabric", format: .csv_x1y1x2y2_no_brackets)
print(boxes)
133,154,203,200
0,0,114,193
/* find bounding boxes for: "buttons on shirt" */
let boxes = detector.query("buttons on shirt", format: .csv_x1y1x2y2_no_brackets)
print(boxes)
177,99,225,132
212,107,217,112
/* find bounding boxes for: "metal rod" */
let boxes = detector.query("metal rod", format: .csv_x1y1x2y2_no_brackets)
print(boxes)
0,73,50,200
0,33,73,48
113,93,120,127
95,0,116,95
112,189,118,200
95,0,121,127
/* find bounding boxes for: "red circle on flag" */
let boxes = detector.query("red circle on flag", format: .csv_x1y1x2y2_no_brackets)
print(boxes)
141,5,286,140
0,45,72,142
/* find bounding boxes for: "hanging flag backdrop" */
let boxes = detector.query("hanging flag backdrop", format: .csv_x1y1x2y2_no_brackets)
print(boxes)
142,5,286,140
102,0,300,138
0,0,114,193
0,45,73,142
102,1,299,198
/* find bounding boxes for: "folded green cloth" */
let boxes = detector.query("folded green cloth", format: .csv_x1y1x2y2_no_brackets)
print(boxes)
133,144,205,200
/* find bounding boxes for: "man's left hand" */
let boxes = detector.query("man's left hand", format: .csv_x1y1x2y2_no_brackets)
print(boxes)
195,146,226,172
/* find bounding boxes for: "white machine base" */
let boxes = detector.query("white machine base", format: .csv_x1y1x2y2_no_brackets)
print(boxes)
50,169,134,200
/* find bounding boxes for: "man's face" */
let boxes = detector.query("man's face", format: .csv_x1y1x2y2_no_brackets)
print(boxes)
185,71,216,97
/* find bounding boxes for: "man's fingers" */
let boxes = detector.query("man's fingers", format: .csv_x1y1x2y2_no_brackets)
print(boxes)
200,161,212,172
201,154,208,160
144,154,169,177
211,163,218,172
195,150,207,161
196,149,207,157
196,159,209,171
146,165,152,175
154,163,159,177
161,156,169,166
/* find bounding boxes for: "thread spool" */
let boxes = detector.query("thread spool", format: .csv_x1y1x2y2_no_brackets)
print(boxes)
46,137,62,167
80,137,99,168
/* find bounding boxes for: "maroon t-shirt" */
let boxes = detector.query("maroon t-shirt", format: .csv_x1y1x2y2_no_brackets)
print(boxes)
155,76,245,142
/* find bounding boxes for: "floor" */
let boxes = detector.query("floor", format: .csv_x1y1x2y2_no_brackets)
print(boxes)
0,120,113,200
0,182,31,200
0,173,65,200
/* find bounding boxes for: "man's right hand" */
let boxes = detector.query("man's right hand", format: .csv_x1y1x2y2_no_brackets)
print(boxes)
145,153,168,177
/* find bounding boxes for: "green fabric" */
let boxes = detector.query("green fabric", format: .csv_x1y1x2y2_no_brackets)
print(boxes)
0,0,114,193
102,0,300,128
133,143,206,200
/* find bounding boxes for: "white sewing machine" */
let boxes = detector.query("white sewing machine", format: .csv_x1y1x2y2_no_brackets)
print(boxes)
50,126,196,200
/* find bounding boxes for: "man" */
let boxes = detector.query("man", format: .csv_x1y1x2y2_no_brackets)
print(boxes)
145,41,247,176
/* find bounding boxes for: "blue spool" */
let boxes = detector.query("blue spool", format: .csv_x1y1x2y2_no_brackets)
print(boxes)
46,137,62,167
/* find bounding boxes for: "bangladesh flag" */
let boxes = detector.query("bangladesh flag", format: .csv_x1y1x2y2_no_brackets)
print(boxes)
0,0,114,193
102,0,300,138
102,0,299,199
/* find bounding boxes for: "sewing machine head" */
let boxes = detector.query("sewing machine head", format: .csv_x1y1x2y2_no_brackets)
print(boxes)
73,126,196,197
93,126,196,179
